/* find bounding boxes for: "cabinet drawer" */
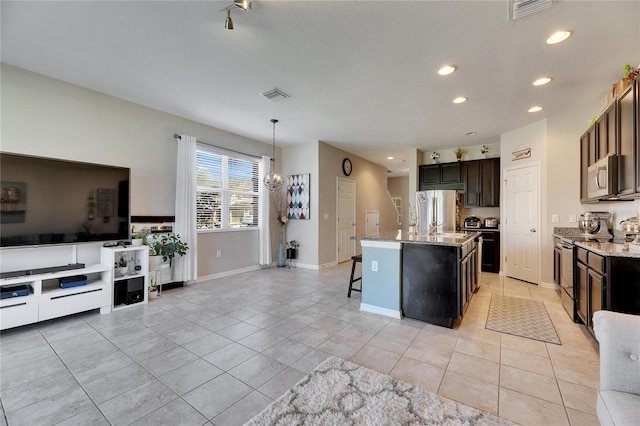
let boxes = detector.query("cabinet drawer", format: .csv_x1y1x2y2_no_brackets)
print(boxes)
577,247,588,264
0,295,38,330
588,252,606,274
39,282,110,321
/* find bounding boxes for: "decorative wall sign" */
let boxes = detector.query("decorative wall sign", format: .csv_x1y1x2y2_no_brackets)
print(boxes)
287,174,310,220
97,188,114,217
0,181,27,223
512,147,532,161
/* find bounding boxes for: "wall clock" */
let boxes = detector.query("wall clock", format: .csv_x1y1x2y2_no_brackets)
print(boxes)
342,158,352,176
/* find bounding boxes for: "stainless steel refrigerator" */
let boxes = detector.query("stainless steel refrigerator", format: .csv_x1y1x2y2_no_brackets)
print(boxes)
416,190,457,234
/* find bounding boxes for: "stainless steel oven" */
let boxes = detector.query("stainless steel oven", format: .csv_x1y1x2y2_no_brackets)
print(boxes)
558,238,576,320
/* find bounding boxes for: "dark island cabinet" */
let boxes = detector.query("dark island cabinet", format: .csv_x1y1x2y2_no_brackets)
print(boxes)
479,230,500,273
419,163,462,190
464,158,500,207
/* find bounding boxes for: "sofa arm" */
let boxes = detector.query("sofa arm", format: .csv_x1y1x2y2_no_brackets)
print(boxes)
593,310,640,395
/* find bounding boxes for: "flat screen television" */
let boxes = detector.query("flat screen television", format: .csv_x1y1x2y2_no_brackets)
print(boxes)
0,152,130,248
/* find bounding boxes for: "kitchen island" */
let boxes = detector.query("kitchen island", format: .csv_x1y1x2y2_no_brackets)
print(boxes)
355,230,481,328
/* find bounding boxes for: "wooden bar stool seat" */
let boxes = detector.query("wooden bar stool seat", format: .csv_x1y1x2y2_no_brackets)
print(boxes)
348,255,362,297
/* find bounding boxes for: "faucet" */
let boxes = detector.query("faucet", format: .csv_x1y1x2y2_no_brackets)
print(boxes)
428,223,442,235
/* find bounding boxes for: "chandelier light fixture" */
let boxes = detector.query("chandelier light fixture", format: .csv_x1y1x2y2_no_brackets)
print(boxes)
263,119,284,192
220,1,252,30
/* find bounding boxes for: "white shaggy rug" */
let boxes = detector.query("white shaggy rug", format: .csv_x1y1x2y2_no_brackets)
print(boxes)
246,356,512,425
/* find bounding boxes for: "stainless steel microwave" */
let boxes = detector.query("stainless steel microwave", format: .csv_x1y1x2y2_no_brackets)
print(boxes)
587,155,618,200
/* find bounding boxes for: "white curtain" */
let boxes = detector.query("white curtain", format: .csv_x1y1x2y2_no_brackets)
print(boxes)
174,135,198,282
259,155,272,265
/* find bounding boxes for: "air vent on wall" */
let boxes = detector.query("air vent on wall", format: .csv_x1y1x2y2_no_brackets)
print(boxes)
510,0,552,20
260,88,290,102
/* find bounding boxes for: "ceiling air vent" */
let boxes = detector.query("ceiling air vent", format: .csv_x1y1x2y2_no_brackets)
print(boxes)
510,0,552,20
260,88,290,102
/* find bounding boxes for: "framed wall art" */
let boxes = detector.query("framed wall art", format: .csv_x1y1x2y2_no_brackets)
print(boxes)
287,174,310,220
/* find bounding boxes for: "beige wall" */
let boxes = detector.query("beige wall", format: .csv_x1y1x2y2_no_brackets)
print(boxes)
1,64,271,277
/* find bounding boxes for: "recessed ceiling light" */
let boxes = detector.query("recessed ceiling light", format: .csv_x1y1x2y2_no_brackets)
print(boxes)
453,97,467,104
465,132,477,136
528,106,543,112
533,77,552,86
438,65,457,76
387,156,394,160
546,30,571,44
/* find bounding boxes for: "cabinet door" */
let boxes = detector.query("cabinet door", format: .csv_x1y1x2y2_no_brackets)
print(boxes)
618,84,635,195
441,162,461,184
576,262,588,325
580,132,590,202
461,256,469,313
588,125,597,166
588,269,605,332
419,165,440,187
479,158,500,207
596,104,617,161
463,161,480,207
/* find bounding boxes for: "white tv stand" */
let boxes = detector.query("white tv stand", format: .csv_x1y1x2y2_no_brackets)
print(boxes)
0,246,149,330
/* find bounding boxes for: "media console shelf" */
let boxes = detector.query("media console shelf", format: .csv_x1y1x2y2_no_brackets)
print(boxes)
0,246,150,330
101,245,149,311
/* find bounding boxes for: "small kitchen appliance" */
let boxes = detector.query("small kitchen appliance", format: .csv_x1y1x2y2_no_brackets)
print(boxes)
579,211,613,240
464,216,482,229
484,217,499,228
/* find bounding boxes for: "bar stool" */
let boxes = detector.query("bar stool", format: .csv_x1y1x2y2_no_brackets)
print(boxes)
348,255,362,297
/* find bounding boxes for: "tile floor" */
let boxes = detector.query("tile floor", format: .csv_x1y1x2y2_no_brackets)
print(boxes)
0,263,601,426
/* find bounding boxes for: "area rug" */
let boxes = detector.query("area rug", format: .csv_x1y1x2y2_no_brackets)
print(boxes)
485,294,561,345
245,356,512,425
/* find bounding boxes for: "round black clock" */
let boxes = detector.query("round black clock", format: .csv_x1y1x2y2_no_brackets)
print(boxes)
342,158,352,176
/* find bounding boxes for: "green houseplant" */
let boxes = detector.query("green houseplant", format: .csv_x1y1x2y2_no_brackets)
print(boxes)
454,148,465,161
148,233,189,266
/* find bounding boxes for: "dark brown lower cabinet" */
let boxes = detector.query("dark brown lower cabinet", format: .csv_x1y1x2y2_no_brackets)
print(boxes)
479,230,500,273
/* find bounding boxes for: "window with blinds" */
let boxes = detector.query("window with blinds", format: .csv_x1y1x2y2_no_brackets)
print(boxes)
196,149,259,231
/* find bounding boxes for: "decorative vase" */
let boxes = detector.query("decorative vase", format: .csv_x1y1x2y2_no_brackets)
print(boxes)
277,227,286,267
481,153,487,159
149,255,163,272
432,159,437,164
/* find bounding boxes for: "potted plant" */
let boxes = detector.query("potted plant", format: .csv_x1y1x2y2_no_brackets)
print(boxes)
454,148,465,162
131,233,145,246
147,233,189,272
117,252,129,276
286,240,300,260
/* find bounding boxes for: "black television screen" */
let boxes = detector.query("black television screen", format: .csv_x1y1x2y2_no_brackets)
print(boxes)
0,152,130,248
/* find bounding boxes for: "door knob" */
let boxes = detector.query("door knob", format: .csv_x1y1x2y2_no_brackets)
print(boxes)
530,228,537,233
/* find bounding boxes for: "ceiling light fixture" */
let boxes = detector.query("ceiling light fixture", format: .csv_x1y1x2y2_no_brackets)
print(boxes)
438,65,457,76
387,156,394,160
465,132,477,136
263,119,284,192
546,30,571,44
533,77,552,86
528,106,543,112
453,97,467,104
220,1,251,30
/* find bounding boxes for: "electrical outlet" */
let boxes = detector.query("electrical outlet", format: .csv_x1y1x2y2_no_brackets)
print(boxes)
324,213,329,220
216,250,222,258
371,260,378,272
551,214,559,223
569,214,577,223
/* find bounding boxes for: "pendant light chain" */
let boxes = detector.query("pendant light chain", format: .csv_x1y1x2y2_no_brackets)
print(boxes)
263,118,284,191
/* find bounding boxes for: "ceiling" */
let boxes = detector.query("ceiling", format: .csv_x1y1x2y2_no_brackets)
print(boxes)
2,1,639,175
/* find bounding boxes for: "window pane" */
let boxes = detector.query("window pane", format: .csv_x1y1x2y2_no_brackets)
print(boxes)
229,194,258,228
197,151,222,189
197,190,221,229
228,158,258,192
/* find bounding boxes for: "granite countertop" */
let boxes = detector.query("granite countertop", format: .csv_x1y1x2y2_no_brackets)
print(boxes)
574,240,640,258
354,230,480,247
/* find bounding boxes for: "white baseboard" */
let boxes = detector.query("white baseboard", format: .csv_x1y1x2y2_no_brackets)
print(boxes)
539,280,559,290
360,303,402,319
197,264,263,282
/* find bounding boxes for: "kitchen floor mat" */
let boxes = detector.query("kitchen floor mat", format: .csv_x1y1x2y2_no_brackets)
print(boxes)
485,295,561,345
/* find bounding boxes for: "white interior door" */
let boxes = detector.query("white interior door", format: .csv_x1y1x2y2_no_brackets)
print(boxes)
337,177,356,263
504,163,540,284
365,210,379,237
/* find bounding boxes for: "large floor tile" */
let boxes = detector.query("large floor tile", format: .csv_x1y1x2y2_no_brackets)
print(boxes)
257,367,307,400
130,397,208,426
262,338,312,366
5,386,94,426
499,364,563,404
498,387,570,426
389,356,445,393
557,379,598,415
446,351,499,385
212,390,273,426
438,370,499,415
0,368,78,413
83,363,153,405
98,379,177,426
202,342,258,371
227,354,287,388
350,344,401,374
182,373,253,420
159,358,223,396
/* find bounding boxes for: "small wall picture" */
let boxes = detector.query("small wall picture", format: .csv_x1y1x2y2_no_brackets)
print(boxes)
287,174,310,220
97,188,114,217
0,181,27,223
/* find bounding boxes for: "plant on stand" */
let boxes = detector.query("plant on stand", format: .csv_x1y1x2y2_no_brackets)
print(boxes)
146,233,189,295
287,240,300,268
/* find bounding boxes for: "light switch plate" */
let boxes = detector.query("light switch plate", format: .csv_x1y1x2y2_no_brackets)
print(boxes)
551,214,559,223
569,214,577,223
323,213,329,220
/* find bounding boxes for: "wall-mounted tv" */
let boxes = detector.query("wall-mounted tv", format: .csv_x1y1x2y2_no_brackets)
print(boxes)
0,152,130,248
